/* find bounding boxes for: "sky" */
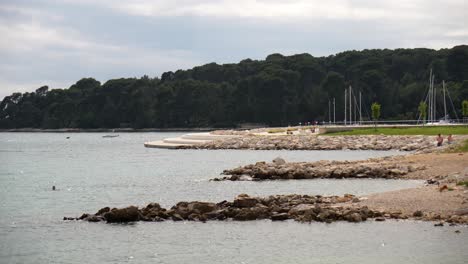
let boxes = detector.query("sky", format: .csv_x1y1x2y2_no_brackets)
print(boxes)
0,0,467,99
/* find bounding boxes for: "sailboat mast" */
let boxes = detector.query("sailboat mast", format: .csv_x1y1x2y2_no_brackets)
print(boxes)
333,97,336,124
359,91,362,124
433,74,436,121
349,86,352,124
443,80,447,120
429,69,433,123
344,88,347,125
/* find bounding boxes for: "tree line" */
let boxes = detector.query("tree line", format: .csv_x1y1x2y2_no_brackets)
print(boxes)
1,46,468,129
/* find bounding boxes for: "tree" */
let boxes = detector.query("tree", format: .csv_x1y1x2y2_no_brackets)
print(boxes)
418,101,427,125
371,102,381,131
462,100,468,123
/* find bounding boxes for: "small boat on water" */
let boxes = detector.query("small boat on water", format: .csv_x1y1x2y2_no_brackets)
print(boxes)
102,134,119,138
103,129,119,138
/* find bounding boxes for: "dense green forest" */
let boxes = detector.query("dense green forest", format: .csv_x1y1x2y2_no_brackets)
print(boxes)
1,46,468,129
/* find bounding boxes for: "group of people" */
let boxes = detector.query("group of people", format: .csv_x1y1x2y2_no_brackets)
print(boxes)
436,134,453,147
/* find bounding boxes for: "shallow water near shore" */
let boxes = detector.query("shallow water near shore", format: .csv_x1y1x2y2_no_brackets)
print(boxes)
0,132,466,263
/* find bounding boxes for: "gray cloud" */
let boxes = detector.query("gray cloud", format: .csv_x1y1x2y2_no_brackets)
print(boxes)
0,0,467,99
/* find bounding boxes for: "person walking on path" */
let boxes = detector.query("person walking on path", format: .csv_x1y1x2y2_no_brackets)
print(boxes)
436,134,444,147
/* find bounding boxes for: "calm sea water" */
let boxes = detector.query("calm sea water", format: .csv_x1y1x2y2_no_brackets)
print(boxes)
0,132,466,264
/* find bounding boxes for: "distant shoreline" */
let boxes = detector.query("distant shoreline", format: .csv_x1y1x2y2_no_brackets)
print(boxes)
0,127,225,133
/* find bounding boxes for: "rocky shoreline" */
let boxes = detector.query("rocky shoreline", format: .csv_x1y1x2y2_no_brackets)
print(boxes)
182,135,440,151
65,193,468,225
215,156,425,181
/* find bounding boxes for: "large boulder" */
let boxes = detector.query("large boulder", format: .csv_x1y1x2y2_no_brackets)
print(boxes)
233,208,259,221
271,213,289,221
104,206,140,223
233,195,258,208
273,157,286,165
187,202,217,214
288,204,315,216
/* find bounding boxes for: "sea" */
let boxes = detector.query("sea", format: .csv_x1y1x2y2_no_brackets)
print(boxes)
0,132,466,264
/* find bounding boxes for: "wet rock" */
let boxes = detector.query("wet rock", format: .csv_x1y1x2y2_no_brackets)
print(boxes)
172,214,184,221
95,207,110,216
272,157,286,165
187,202,217,214
346,213,363,222
86,215,104,222
234,208,259,221
233,195,258,208
288,204,315,216
271,213,289,221
413,210,423,217
146,203,162,210
434,222,444,227
375,217,386,222
104,206,140,223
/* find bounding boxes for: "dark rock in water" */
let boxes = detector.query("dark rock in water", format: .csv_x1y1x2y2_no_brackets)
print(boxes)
86,215,104,222
187,202,217,214
234,208,259,221
104,206,139,223
345,213,363,222
271,213,289,221
434,222,444,227
79,213,89,220
74,193,467,225
233,195,258,208
95,207,110,216
413,210,423,217
146,203,162,210
171,214,184,221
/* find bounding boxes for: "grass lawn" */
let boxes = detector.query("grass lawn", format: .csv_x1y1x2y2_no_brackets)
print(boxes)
324,126,468,136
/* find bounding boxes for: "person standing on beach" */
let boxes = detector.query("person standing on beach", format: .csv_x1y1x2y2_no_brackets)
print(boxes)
436,134,444,147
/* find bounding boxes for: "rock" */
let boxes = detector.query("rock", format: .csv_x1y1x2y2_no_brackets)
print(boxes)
346,213,363,222
78,213,89,220
434,222,444,227
413,210,423,217
146,203,162,210
271,213,289,221
95,207,110,216
86,215,104,222
272,157,286,165
233,196,258,208
233,208,258,221
187,202,217,214
288,204,315,216
375,217,386,222
172,214,184,221
104,206,140,223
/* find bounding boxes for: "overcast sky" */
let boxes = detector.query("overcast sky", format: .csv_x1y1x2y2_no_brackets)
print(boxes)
1,0,467,99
